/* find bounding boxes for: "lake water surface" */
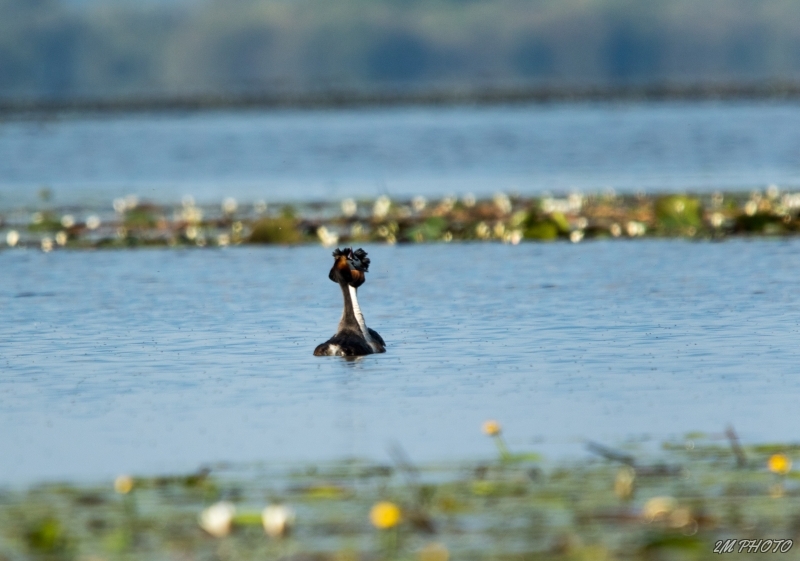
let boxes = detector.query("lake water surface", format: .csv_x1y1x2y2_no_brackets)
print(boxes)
2,101,799,485
2,240,799,484
2,101,800,207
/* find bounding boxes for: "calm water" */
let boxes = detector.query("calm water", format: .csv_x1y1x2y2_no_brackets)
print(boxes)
2,240,799,484
2,101,800,207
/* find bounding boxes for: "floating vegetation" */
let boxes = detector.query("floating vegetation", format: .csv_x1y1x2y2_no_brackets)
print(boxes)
0,429,799,560
248,216,305,245
3,188,800,251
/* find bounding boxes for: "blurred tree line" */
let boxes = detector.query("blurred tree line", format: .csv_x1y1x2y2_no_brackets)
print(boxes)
2,0,800,100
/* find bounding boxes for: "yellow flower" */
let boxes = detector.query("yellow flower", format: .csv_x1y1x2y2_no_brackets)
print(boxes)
370,501,401,529
482,420,501,436
114,475,134,494
768,453,792,475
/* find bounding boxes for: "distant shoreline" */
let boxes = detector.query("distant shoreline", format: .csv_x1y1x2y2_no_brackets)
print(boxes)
3,81,800,116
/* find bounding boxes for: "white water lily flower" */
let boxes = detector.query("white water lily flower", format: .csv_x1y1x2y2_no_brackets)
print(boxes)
341,198,357,217
643,496,676,522
262,504,295,537
199,501,236,538
182,206,203,224
568,192,584,211
85,215,101,230
222,197,238,214
767,184,780,200
492,222,505,238
373,195,391,219
506,229,523,245
412,196,427,212
316,226,339,247
475,222,490,240
493,192,512,214
782,193,800,210
626,221,646,237
6,230,19,247
437,196,456,213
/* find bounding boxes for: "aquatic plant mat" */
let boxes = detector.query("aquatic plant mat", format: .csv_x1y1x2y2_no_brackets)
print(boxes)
4,189,800,251
2,435,800,560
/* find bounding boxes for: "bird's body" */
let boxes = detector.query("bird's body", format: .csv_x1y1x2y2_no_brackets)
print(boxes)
314,248,385,357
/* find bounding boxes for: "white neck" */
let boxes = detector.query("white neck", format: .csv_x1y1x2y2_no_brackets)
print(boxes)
348,285,378,350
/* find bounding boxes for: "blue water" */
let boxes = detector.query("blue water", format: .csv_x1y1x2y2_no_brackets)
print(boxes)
2,101,800,208
1,240,799,484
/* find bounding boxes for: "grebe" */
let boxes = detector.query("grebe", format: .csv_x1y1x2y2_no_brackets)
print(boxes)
314,248,386,357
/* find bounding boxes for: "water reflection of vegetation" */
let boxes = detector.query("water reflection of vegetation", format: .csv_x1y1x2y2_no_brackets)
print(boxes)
4,189,800,251
1,431,798,560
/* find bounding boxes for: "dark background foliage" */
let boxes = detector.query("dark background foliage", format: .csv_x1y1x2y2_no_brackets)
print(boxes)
3,0,800,100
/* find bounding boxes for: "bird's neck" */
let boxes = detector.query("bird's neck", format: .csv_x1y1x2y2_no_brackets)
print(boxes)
339,282,371,341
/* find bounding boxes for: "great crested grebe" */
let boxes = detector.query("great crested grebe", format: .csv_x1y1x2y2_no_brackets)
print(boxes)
314,247,386,357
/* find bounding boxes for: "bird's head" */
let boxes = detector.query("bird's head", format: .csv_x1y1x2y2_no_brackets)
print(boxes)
329,247,370,287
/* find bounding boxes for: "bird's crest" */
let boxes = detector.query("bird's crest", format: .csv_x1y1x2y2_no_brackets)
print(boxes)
330,247,370,286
